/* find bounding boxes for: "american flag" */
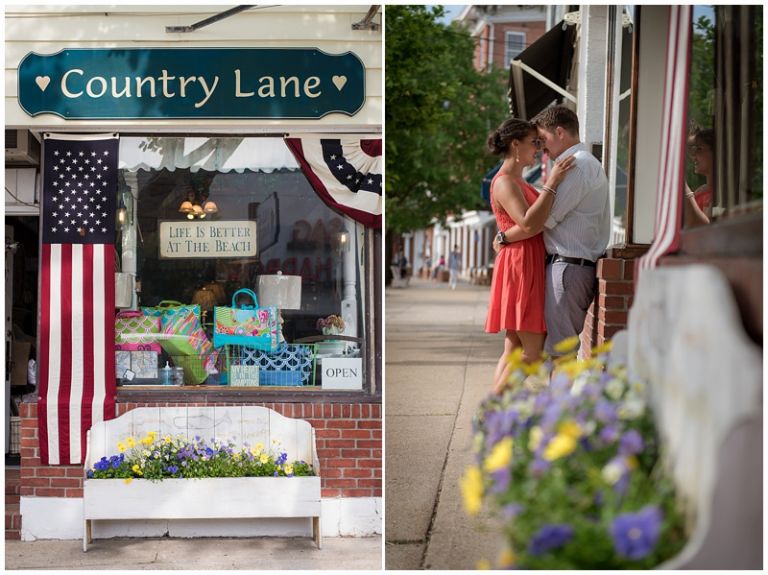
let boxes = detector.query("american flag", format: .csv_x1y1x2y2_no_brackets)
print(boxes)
38,133,119,465
284,136,382,228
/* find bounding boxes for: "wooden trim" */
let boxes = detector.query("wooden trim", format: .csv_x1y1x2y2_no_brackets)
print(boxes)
116,386,382,404
679,211,762,258
625,5,642,244
604,243,650,260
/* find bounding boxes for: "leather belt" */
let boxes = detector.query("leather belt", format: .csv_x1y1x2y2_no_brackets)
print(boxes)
545,254,597,268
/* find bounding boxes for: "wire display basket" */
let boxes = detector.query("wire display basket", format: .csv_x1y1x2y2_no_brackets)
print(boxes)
224,343,317,387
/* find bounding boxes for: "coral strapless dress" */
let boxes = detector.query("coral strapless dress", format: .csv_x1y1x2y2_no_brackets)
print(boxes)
484,174,547,334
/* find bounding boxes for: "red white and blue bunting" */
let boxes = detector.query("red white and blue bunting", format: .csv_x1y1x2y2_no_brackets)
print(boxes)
285,135,382,228
637,5,692,273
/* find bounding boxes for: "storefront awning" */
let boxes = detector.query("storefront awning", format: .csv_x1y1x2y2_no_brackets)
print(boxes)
118,137,299,173
508,21,577,120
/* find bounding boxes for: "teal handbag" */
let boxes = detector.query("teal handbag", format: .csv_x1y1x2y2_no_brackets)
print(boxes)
213,289,279,352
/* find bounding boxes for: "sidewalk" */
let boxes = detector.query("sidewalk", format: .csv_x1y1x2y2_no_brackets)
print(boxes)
5,536,382,570
385,278,505,570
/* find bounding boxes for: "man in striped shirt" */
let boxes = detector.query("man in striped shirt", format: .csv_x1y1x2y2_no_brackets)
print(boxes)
494,106,611,357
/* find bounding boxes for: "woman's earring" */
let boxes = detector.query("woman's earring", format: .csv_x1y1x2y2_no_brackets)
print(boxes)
515,149,520,164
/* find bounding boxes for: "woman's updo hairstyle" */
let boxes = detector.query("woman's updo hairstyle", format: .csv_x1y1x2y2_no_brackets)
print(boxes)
487,118,535,156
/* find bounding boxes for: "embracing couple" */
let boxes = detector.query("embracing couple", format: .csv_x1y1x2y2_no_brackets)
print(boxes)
484,106,611,394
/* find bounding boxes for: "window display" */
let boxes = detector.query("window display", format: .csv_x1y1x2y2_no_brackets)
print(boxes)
114,137,367,389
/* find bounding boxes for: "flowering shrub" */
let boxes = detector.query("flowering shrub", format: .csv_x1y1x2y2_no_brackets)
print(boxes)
316,314,345,332
87,433,314,482
462,337,687,569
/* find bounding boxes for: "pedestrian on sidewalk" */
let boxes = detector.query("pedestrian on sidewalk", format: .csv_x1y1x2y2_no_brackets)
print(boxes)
484,117,574,394
492,106,611,368
448,245,462,289
432,255,445,280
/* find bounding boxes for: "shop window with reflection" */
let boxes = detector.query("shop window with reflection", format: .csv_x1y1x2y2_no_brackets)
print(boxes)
114,137,368,391
683,5,763,229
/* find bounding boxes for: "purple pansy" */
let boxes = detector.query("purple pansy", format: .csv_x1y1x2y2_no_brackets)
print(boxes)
599,424,619,444
619,429,644,456
489,467,512,494
528,524,574,556
595,398,618,424
502,503,524,519
610,506,663,559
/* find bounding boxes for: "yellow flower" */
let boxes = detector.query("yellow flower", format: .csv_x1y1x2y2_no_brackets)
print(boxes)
498,548,516,569
164,435,173,444
483,437,513,473
522,359,543,376
591,341,613,355
131,464,143,476
284,464,294,475
140,435,153,446
528,426,543,451
476,559,491,570
505,347,525,371
116,442,126,453
557,420,582,440
126,437,136,449
259,453,270,464
254,442,265,452
543,433,577,461
460,466,484,516
553,336,580,354
233,452,241,461
124,477,133,485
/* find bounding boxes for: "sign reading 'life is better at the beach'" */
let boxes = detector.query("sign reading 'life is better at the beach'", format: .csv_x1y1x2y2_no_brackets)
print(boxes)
18,48,365,119
159,221,257,259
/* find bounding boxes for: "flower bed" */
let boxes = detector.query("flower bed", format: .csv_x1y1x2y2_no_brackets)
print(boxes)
87,434,314,481
462,338,687,569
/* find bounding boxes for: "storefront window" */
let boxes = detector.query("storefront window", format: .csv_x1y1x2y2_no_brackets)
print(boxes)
115,137,367,390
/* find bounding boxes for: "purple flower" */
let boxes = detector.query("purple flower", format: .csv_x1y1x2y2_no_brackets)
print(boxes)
273,471,279,477
619,430,644,456
540,403,562,431
485,409,519,448
489,467,511,493
595,398,618,424
528,524,574,556
549,373,571,394
166,465,179,474
528,457,551,476
600,424,619,444
94,457,109,471
610,506,663,559
86,469,94,479
502,503,523,519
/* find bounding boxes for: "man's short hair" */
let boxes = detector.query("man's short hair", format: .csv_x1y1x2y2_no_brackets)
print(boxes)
532,105,580,136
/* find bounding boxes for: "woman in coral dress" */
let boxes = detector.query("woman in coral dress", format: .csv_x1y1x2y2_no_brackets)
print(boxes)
484,118,574,394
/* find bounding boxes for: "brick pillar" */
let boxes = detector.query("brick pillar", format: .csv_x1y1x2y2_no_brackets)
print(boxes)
581,247,646,357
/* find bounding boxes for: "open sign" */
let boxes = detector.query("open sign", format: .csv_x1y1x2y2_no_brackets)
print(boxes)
321,358,363,390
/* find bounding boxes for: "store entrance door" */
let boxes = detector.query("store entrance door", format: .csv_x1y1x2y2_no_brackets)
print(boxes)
5,216,39,464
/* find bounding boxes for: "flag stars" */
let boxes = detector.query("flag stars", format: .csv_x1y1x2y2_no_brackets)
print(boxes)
66,151,72,157
78,151,84,157
54,151,59,156
53,166,59,171
337,164,344,170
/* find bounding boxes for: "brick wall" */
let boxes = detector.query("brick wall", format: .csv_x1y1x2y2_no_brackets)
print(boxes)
18,401,381,500
581,255,639,356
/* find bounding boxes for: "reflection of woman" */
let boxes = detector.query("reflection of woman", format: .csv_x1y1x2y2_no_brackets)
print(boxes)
684,125,714,227
484,118,574,394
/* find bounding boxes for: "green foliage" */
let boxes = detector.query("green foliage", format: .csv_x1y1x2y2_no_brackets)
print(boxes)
88,434,315,481
385,5,508,233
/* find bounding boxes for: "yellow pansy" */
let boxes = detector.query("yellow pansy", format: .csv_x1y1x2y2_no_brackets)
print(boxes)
553,336,580,354
521,359,543,376
528,426,543,451
498,548,516,569
460,466,484,516
259,453,270,464
591,341,613,355
483,437,513,473
116,442,126,453
126,437,136,449
124,477,133,485
284,464,294,475
131,464,143,476
505,348,525,371
543,433,577,461
164,435,173,444
557,420,582,440
232,452,241,461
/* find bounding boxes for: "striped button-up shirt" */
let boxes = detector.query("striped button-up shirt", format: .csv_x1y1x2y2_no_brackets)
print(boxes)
543,143,611,261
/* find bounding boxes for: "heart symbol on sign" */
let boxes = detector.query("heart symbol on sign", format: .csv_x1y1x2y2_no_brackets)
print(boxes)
332,75,348,91
35,76,51,92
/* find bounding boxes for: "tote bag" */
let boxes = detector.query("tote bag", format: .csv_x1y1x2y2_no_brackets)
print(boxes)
213,289,279,352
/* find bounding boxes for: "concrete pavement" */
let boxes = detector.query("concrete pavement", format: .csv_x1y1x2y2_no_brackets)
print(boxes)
5,536,382,570
385,278,506,570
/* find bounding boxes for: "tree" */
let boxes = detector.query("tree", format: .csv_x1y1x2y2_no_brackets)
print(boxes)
385,6,508,234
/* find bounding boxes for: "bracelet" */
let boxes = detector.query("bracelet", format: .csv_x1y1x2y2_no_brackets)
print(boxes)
685,191,695,199
541,185,557,196
496,230,509,245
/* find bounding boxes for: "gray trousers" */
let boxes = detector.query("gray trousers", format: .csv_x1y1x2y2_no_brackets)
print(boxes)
543,262,597,356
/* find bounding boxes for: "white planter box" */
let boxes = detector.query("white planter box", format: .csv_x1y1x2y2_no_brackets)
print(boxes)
83,476,321,550
83,406,322,551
